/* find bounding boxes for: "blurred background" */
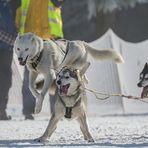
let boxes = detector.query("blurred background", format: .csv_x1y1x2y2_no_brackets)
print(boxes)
63,0,148,42
1,0,148,119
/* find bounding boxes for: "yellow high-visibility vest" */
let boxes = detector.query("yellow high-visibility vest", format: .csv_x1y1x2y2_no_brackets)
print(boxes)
20,0,63,38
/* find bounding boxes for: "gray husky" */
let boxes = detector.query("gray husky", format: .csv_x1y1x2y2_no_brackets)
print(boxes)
35,66,94,143
13,32,124,114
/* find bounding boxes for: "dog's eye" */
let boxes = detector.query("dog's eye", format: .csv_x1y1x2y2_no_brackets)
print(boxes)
17,48,20,51
65,76,69,79
25,48,29,51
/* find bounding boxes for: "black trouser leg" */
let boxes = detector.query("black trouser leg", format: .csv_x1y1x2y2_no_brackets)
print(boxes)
49,95,56,113
0,48,12,119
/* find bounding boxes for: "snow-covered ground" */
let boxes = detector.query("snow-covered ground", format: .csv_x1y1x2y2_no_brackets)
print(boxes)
1,115,148,148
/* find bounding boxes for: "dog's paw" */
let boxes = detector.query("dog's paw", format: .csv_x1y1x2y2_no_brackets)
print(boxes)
34,137,47,143
35,107,41,114
88,138,94,143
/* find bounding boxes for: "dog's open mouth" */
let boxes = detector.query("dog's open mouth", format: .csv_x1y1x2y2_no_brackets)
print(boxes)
60,84,70,95
19,56,28,66
141,85,148,98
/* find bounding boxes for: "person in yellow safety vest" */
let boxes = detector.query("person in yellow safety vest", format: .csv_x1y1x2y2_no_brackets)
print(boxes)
15,0,64,119
15,0,64,39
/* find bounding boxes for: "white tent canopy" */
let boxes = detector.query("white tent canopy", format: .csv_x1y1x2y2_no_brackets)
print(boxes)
87,29,148,116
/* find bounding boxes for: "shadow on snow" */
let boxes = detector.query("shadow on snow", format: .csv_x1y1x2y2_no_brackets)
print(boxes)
0,139,148,147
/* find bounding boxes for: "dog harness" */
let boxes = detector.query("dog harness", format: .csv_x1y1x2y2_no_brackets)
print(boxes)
53,39,69,66
30,50,43,70
58,89,81,119
49,39,70,70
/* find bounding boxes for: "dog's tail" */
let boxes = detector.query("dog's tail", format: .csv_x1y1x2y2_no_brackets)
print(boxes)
84,42,124,63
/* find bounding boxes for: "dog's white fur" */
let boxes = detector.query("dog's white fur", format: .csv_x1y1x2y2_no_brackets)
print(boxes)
13,32,124,114
35,66,94,143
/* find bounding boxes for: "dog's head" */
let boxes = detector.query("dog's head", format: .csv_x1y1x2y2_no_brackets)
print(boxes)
56,67,82,96
137,63,148,98
13,32,43,66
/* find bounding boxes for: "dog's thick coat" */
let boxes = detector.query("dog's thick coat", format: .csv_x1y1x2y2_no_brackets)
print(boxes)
14,32,124,113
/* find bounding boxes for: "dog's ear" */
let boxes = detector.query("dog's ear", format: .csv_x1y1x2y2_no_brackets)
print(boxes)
29,33,43,51
26,32,35,42
16,33,22,41
13,33,21,52
144,63,148,68
30,34,36,43
17,33,22,39
31,37,35,43
34,36,44,51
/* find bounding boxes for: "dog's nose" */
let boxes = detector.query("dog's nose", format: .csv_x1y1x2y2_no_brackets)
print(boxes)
57,80,61,85
18,57,23,61
137,82,142,87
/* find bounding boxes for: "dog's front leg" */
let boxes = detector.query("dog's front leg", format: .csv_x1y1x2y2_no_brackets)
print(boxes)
35,70,56,114
29,71,39,98
34,114,60,142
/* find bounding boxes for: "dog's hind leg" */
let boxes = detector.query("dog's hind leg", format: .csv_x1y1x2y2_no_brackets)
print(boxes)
77,118,88,140
77,113,94,142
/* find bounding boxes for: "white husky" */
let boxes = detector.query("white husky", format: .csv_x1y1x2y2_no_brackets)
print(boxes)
13,32,124,114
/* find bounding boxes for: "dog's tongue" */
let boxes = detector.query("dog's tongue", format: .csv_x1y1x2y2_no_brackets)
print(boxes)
141,85,148,98
60,85,68,94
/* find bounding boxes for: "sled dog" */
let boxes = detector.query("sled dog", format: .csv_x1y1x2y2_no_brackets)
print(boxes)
35,66,94,142
13,32,124,114
137,63,148,98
